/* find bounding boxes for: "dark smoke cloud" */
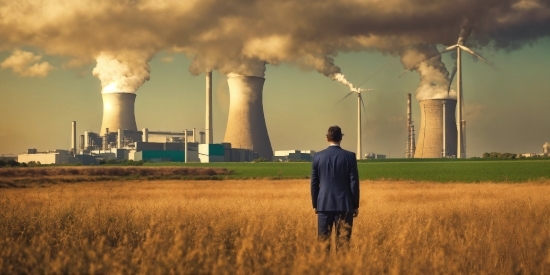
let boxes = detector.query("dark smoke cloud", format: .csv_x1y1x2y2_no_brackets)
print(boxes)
1,0,549,93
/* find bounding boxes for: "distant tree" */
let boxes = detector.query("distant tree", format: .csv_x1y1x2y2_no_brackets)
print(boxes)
482,152,518,159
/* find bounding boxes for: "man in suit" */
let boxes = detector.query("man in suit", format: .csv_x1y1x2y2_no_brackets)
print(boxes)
311,125,360,249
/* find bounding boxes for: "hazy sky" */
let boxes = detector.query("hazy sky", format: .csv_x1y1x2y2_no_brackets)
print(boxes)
1,0,549,157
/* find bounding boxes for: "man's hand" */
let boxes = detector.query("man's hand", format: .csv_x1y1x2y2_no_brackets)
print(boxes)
353,208,359,218
314,208,318,214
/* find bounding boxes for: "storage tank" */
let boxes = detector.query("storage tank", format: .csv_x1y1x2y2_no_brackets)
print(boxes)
224,75,273,160
414,99,457,158
100,93,138,136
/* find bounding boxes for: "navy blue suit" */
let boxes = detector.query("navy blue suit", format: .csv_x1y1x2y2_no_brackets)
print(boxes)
311,145,360,248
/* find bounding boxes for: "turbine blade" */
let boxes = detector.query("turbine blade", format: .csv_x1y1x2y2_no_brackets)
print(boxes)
448,63,457,93
458,45,496,69
360,93,367,116
440,45,458,54
357,59,394,87
332,92,355,108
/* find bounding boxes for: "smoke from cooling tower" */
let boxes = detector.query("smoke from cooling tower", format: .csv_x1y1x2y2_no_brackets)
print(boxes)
400,44,457,101
1,0,550,87
92,51,152,94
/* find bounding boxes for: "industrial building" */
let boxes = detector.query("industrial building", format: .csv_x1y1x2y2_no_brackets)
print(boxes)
366,153,386,160
16,68,278,165
77,127,256,163
273,150,315,162
18,149,99,165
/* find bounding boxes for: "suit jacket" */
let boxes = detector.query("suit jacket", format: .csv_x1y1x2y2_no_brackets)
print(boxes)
311,145,360,212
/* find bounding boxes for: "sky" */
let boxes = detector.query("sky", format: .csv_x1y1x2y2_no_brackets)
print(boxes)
1,0,549,158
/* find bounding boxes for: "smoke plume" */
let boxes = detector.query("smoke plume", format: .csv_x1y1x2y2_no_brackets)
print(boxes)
1,0,549,93
92,51,152,94
400,45,456,101
330,73,365,93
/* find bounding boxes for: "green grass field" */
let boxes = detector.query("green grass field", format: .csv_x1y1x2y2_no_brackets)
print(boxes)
144,159,550,182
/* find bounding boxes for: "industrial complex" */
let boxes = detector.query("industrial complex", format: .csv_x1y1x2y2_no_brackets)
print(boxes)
17,73,300,165
14,75,550,165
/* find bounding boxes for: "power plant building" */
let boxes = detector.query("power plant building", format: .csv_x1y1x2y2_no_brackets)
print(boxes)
18,150,78,165
273,150,316,162
414,99,458,158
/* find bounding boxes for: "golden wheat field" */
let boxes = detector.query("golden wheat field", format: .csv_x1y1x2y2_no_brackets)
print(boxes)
2,179,550,274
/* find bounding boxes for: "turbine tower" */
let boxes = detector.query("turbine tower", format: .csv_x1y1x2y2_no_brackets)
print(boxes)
335,88,374,160
441,36,492,159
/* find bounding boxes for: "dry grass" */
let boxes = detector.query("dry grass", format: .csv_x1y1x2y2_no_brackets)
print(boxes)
0,167,230,187
1,180,550,274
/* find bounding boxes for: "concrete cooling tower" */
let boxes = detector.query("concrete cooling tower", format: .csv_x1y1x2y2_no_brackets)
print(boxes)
224,75,273,160
100,93,138,136
414,99,457,158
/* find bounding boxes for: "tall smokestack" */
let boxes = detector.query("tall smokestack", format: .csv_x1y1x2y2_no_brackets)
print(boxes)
414,99,457,158
406,94,412,158
142,128,148,142
117,128,124,148
411,124,416,157
461,120,466,158
100,93,138,136
71,121,77,155
79,135,84,151
224,75,273,159
206,71,213,144
442,101,446,157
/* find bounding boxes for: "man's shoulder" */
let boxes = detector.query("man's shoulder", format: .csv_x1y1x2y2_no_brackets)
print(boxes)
341,148,356,158
316,146,355,157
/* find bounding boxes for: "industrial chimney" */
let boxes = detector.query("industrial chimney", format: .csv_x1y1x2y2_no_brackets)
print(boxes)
206,71,213,144
414,99,457,158
71,121,77,155
405,94,412,158
224,75,273,160
100,93,138,136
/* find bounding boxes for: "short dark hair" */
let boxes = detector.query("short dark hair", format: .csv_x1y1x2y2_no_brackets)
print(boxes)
326,125,343,142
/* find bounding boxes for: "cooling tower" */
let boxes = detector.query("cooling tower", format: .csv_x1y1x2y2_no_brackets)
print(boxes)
100,93,138,136
414,99,457,158
224,75,273,159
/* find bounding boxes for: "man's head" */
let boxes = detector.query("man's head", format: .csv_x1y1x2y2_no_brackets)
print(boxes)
326,125,344,143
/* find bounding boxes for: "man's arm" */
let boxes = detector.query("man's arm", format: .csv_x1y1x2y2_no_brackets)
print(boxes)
311,157,320,210
350,154,360,212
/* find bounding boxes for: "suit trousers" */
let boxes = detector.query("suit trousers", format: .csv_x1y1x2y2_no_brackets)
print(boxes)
317,211,354,250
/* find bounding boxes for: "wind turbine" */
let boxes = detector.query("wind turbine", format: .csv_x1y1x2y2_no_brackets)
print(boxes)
440,36,493,159
335,88,374,160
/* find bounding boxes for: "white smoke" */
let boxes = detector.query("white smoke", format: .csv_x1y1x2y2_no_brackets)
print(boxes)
0,0,549,91
400,44,456,101
330,73,365,93
92,51,152,94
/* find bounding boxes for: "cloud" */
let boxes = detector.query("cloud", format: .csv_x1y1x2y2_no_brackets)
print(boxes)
0,49,54,77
